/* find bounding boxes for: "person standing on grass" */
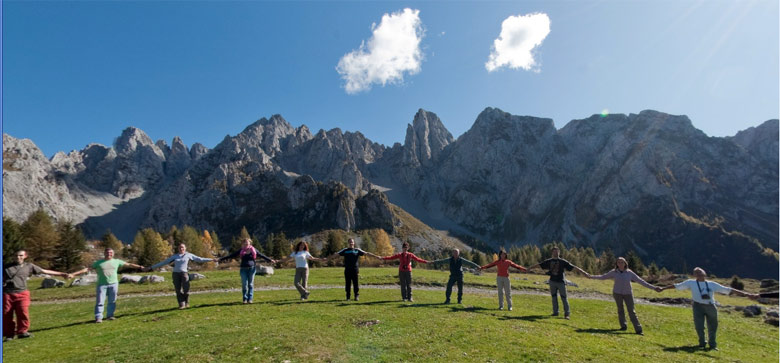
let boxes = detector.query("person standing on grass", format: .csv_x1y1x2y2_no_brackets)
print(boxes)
658,267,758,350
587,257,659,335
430,249,480,304
276,241,327,301
479,249,527,311
328,238,381,301
528,247,590,319
219,238,276,304
3,250,71,340
380,242,429,302
147,243,214,309
70,248,145,323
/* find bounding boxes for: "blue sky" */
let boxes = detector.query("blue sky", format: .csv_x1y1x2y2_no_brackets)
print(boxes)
2,1,778,157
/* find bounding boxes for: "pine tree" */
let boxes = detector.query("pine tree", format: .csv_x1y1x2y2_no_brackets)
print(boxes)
625,250,646,276
730,275,745,290
133,228,171,267
472,251,486,266
323,230,347,257
53,222,87,271
21,209,59,268
360,230,376,253
599,248,617,273
3,217,26,265
210,230,222,251
271,232,290,259
647,262,659,278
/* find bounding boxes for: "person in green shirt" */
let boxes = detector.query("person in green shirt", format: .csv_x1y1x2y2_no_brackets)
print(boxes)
71,248,144,323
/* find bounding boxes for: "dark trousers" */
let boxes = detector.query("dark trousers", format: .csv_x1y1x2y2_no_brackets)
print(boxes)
345,269,359,298
445,274,464,302
3,291,31,337
613,293,642,333
399,271,413,300
172,272,190,307
693,302,719,348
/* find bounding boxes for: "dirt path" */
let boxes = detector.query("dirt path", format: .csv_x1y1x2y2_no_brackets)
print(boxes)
31,284,683,308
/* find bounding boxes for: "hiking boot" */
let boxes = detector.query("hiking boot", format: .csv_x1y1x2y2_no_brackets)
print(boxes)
564,315,570,320
551,313,559,317
346,296,351,301
354,296,359,301
106,316,116,321
635,330,644,336
247,300,253,304
457,300,462,304
619,326,628,331
95,319,103,323
499,307,503,310
243,300,248,304
408,298,414,302
508,307,513,311
3,336,14,342
17,332,31,339
304,291,310,300
444,299,451,304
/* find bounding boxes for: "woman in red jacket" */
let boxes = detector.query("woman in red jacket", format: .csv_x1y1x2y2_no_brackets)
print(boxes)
381,242,429,302
480,249,527,311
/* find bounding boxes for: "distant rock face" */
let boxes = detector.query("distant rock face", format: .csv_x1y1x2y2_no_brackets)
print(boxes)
3,108,777,278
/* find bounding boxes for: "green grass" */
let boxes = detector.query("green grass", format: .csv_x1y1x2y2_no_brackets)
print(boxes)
4,268,777,362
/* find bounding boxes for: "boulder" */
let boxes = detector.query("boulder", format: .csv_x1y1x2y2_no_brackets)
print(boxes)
139,275,165,283
743,305,762,317
120,275,143,284
41,278,65,288
69,274,97,287
764,317,779,326
188,273,206,281
766,310,779,318
760,279,778,288
256,266,275,276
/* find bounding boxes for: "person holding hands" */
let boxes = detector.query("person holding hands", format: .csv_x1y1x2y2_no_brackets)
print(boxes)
327,238,381,301
147,243,214,309
480,249,527,311
528,247,589,319
430,249,480,305
380,242,429,302
70,248,144,323
588,257,659,334
276,241,327,301
219,238,276,304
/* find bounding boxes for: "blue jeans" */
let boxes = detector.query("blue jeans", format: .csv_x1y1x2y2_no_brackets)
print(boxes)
549,281,570,316
240,267,256,302
95,283,118,320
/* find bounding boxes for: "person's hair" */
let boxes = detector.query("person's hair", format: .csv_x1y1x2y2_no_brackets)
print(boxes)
104,248,113,253
16,250,27,255
551,247,560,251
295,241,309,252
693,267,706,276
499,249,507,260
348,238,355,244
402,242,409,249
615,257,628,271
244,238,252,244
452,248,460,254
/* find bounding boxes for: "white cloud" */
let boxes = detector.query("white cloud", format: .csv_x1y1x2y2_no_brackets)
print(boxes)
485,12,551,72
337,8,424,94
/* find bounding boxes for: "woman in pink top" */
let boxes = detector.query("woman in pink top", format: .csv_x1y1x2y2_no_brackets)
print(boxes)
588,257,660,334
381,242,429,302
480,250,527,311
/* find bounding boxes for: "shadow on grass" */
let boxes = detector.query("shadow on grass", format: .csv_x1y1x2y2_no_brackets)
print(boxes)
574,328,626,335
268,299,345,306
499,314,550,322
31,320,96,333
337,300,398,307
661,345,713,355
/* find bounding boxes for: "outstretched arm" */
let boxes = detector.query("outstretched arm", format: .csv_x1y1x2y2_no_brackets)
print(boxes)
256,251,275,264
219,249,241,262
481,260,499,270
40,268,69,279
507,261,527,273
122,263,144,270
409,253,429,264
461,258,481,270
572,265,590,277
69,267,90,279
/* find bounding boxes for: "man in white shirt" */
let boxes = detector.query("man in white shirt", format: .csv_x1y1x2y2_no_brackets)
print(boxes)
659,267,757,350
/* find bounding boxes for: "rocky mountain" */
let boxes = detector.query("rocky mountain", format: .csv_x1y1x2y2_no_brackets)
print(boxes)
3,108,777,277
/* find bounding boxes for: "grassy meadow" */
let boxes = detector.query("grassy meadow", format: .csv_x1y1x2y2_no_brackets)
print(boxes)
2,267,778,362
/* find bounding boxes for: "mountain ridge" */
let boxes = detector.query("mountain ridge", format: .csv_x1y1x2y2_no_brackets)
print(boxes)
3,107,777,277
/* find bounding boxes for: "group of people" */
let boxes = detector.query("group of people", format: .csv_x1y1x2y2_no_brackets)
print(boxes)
3,243,773,351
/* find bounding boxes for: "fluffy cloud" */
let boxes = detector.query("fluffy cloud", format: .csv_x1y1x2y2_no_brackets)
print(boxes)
485,13,551,72
337,8,424,94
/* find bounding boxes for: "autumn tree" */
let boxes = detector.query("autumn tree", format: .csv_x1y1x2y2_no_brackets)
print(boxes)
99,230,124,253
370,229,394,257
130,228,171,267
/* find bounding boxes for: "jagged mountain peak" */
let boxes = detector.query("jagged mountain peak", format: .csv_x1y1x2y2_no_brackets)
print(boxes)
114,126,157,154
